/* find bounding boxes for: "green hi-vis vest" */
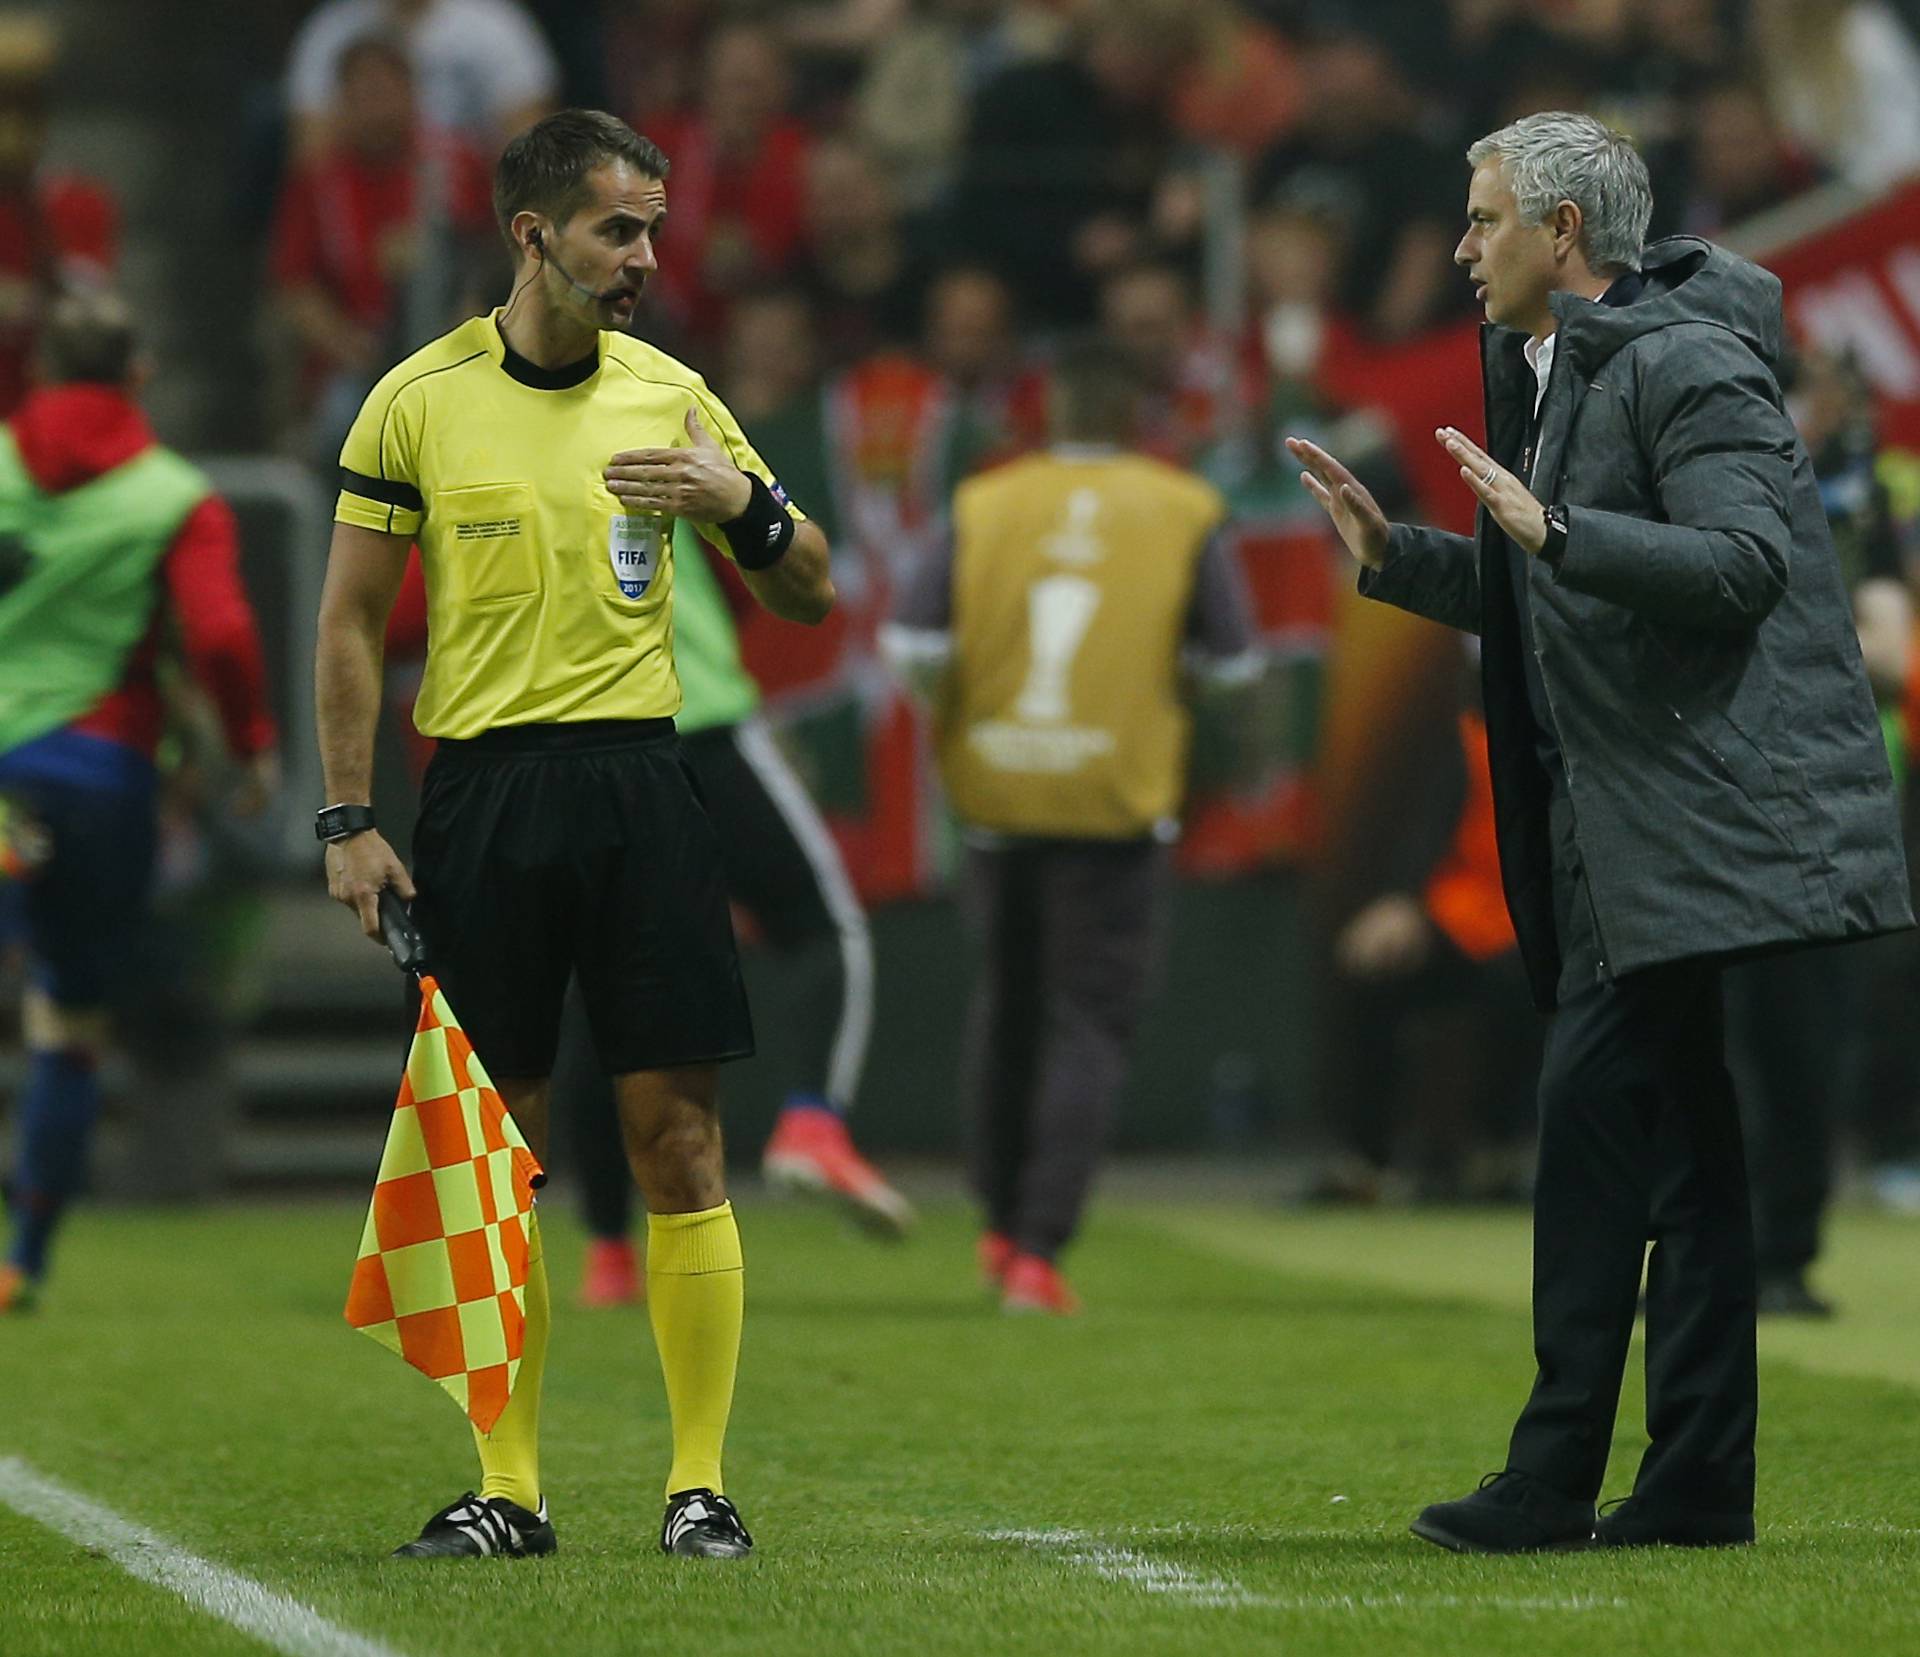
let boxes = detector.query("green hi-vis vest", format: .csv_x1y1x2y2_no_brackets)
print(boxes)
0,426,211,757
669,517,760,734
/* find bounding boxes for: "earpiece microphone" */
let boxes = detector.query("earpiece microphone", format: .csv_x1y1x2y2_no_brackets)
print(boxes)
529,228,636,306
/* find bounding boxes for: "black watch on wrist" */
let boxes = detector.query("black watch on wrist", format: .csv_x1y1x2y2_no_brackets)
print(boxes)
1539,505,1570,567
315,803,377,844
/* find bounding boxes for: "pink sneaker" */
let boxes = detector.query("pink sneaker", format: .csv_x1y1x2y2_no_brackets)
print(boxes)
762,1104,914,1238
1001,1252,1080,1316
578,1237,643,1308
978,1230,1016,1291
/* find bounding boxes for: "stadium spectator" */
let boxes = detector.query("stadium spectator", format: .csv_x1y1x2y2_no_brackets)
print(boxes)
1243,200,1346,412
854,0,1065,214
268,33,496,455
775,0,913,107
285,0,559,159
921,266,1048,485
1726,349,1919,1316
793,136,928,368
1098,260,1247,469
1294,110,1910,1553
1165,0,1298,160
0,16,116,417
1320,655,1538,1205
517,0,613,110
882,341,1259,1314
1251,22,1461,341
814,269,1046,609
950,0,1204,328
1751,0,1920,192
605,0,712,131
1677,80,1824,238
714,289,842,543
0,292,278,1314
640,22,816,355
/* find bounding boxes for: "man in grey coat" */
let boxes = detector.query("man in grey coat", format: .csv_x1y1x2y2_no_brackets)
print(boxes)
1291,112,1911,1554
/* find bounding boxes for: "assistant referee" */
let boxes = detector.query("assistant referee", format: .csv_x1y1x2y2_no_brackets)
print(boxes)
314,110,833,1563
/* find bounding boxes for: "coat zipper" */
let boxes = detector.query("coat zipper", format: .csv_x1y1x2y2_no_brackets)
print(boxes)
1523,350,1610,979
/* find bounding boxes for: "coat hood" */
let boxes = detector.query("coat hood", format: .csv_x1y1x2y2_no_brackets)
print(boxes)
10,384,155,495
1548,236,1785,372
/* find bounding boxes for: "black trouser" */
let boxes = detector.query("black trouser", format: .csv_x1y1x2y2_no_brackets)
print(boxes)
1505,795,1756,1515
1726,944,1868,1279
960,837,1169,1261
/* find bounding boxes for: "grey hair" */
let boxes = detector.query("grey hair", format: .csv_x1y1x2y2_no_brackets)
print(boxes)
1467,111,1652,274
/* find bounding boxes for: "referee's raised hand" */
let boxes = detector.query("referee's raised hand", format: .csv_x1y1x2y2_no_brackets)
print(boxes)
604,407,752,522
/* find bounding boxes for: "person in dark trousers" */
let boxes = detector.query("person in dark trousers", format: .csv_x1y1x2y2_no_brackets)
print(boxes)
1726,350,1915,1319
1322,651,1539,1206
884,343,1261,1315
1290,111,1910,1554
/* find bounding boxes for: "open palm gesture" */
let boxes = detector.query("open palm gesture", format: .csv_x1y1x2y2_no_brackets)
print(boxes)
1286,436,1390,570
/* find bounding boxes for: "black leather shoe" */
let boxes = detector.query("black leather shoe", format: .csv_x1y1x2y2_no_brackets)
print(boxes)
1595,1496,1754,1548
1411,1470,1596,1554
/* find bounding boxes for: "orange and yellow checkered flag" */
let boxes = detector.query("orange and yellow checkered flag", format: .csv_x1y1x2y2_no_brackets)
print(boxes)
344,972,544,1434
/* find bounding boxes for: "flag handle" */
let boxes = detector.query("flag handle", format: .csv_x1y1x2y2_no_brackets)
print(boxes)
379,887,429,977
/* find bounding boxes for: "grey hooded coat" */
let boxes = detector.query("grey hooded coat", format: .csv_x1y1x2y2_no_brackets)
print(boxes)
1361,237,1912,1008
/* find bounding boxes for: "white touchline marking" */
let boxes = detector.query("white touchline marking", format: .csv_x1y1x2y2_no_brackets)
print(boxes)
986,1528,1628,1614
0,1456,406,1657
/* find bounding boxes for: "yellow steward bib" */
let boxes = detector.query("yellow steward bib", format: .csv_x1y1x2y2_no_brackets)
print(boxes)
939,449,1225,838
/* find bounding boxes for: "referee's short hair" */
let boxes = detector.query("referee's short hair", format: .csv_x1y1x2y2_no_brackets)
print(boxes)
493,109,670,249
39,288,137,387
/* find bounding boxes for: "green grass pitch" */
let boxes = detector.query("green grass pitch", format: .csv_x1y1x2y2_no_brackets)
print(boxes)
2,1196,1917,1655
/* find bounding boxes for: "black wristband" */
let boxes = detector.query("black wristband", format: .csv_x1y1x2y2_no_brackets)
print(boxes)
720,473,796,571
315,802,377,843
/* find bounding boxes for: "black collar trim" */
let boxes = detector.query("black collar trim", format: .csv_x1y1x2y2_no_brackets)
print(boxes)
500,338,598,389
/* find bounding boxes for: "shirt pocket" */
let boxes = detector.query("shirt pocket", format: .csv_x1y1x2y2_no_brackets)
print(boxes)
586,478,672,616
432,481,541,604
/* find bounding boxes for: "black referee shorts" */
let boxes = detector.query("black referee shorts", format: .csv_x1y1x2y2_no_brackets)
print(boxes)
410,719,755,1080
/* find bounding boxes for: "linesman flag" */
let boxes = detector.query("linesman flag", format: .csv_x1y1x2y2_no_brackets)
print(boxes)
345,894,545,1434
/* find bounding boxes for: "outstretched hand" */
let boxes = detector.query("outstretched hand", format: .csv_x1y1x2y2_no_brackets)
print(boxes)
1435,426,1546,555
604,406,753,522
1286,436,1390,570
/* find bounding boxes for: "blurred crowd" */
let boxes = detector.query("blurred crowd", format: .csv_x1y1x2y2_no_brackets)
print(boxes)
7,0,1920,1243
13,1,1920,507
247,0,1920,411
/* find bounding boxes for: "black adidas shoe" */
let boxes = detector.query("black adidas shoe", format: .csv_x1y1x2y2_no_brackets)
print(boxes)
392,1491,556,1559
660,1488,753,1559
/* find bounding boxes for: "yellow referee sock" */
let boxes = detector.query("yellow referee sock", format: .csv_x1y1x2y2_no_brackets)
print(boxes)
646,1201,743,1497
474,1210,548,1512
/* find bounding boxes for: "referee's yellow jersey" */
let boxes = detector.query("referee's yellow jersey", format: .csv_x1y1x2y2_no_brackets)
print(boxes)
335,309,805,739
